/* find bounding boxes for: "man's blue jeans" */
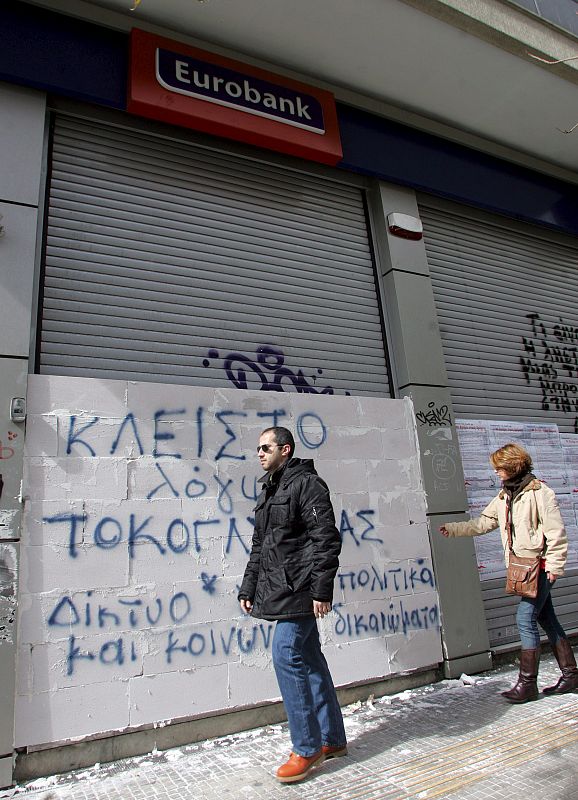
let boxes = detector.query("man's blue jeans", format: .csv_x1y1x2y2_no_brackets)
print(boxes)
272,616,346,757
517,570,567,649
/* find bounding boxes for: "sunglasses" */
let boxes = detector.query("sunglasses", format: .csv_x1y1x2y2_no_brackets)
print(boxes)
257,444,283,454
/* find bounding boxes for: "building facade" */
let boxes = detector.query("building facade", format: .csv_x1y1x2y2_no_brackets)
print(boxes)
1,0,578,787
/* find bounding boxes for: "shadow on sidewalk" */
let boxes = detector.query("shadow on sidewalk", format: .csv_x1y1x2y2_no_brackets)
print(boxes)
321,663,558,777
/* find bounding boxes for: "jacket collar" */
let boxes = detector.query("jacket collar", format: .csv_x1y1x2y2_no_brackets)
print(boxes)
499,478,542,499
258,461,288,487
258,457,316,488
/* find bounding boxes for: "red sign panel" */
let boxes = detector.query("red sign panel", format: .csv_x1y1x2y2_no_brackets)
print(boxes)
128,29,342,165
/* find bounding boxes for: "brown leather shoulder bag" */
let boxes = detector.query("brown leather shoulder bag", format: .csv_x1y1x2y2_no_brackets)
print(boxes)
504,495,543,599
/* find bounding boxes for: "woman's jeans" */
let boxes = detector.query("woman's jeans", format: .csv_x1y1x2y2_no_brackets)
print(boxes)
272,616,346,757
517,570,567,649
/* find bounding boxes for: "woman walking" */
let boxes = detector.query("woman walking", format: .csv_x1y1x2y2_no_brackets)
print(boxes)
440,443,578,703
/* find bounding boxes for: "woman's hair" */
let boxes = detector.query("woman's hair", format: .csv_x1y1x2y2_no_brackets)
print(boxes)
490,443,533,476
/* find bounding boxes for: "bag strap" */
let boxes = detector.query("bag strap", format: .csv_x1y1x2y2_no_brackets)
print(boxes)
505,496,515,555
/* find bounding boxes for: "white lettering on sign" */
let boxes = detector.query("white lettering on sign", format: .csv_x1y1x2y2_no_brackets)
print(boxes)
157,48,322,133
175,60,190,84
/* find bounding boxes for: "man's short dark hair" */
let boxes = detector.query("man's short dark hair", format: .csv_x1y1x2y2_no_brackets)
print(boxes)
262,426,295,458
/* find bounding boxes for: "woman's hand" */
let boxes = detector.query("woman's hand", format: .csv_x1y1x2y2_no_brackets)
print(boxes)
439,526,450,537
547,572,558,584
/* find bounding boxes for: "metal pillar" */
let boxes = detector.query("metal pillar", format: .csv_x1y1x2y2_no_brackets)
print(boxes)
370,182,492,677
0,81,46,787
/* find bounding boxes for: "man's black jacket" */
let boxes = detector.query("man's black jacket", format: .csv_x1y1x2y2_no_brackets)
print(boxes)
238,458,341,621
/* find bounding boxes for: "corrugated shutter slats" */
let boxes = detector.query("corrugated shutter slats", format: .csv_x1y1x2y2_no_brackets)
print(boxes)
420,203,578,431
40,116,390,396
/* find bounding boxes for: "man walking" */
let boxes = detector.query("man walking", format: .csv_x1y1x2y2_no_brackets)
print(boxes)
238,426,346,783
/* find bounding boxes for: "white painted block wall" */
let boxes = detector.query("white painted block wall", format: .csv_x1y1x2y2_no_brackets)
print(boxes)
15,375,442,747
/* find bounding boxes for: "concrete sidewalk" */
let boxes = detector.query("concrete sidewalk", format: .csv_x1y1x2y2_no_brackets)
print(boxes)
3,654,578,800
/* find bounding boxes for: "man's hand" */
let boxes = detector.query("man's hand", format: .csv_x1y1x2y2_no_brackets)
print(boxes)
439,526,450,537
313,600,332,618
240,598,253,614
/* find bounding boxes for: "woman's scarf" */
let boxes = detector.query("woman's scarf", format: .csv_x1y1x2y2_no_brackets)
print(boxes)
502,471,535,501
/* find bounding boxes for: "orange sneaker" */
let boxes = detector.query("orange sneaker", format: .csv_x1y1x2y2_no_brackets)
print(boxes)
322,744,348,759
276,750,325,783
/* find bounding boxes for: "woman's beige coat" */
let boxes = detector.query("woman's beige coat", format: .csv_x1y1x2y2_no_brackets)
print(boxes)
444,479,568,576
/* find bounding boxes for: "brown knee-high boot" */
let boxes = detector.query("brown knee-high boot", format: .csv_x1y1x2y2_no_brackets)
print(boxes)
543,639,578,695
501,648,540,703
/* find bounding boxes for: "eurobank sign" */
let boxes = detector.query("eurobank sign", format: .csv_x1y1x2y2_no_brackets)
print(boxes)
128,29,342,165
156,49,324,134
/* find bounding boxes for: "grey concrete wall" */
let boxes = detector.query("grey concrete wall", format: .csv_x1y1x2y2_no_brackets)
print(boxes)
18,378,440,747
14,666,440,781
0,80,45,365
0,81,46,788
370,182,492,678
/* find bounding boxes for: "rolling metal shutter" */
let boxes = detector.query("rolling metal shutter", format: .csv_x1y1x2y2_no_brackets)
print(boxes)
482,580,578,649
418,200,578,432
420,197,578,647
39,115,390,397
